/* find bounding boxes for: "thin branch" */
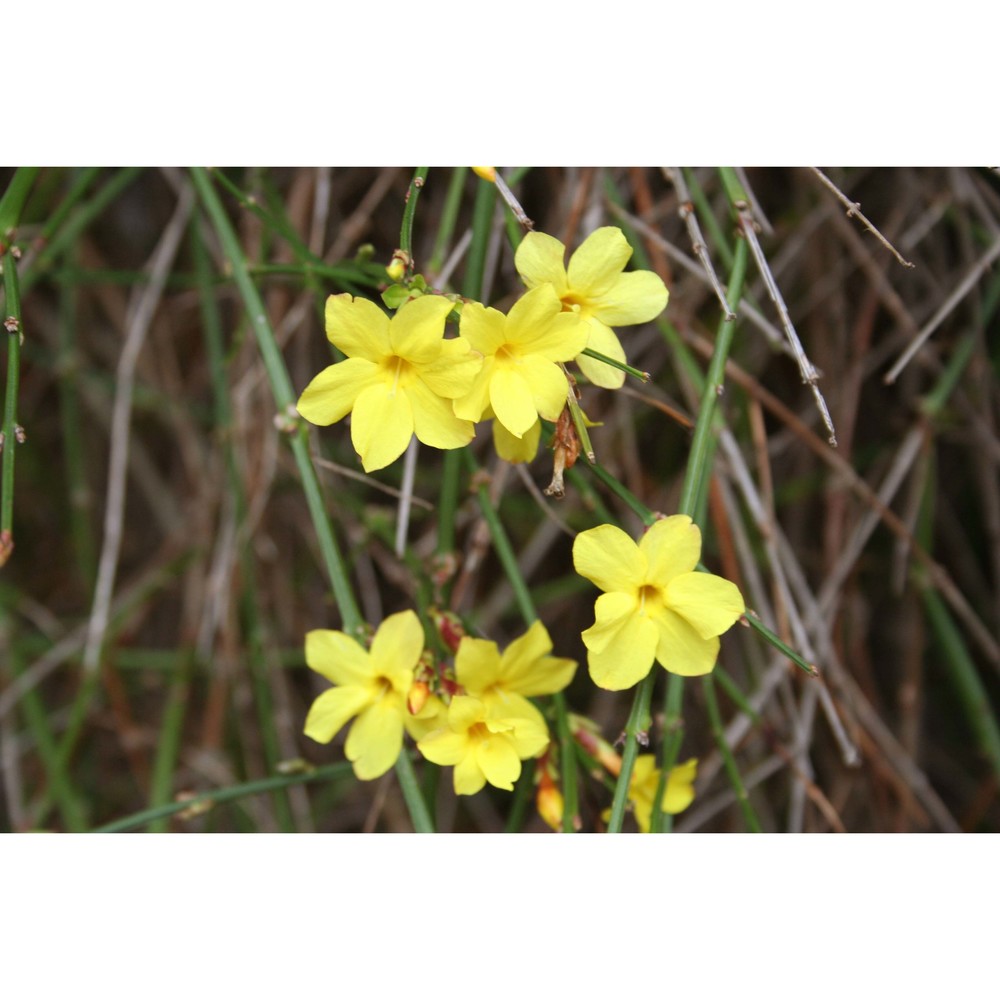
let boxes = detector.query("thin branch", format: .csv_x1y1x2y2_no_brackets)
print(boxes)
735,204,838,446
662,167,735,320
884,231,1000,384
810,167,915,269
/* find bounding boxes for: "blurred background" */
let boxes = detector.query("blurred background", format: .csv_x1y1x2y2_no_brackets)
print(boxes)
1,166,997,832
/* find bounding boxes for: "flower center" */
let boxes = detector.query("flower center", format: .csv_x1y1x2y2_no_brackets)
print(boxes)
638,584,664,617
380,355,412,395
495,343,518,366
560,293,590,318
373,675,395,701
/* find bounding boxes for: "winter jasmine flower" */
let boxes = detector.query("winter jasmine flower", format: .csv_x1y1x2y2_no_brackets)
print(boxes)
297,294,482,472
573,515,744,690
515,226,668,389
417,695,549,795
453,284,587,446
303,610,425,780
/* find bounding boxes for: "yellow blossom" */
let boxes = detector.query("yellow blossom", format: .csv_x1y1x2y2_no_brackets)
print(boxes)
417,695,549,795
453,284,587,446
573,515,745,690
296,294,482,472
303,610,425,780
628,756,698,832
454,620,577,726
514,226,668,389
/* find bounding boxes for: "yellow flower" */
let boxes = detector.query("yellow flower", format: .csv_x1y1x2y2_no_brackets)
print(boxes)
628,756,697,832
453,284,587,445
417,695,549,795
454,620,578,726
303,610,425,780
573,515,745,690
296,294,482,472
514,226,668,389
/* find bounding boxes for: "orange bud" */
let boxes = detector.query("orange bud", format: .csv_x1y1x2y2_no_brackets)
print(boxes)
407,680,430,716
536,772,564,832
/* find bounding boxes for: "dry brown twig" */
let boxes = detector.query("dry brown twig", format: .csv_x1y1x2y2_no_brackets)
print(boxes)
809,167,915,270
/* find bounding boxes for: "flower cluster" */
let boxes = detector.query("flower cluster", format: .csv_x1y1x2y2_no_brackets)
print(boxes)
298,220,749,830
296,226,667,471
304,615,577,795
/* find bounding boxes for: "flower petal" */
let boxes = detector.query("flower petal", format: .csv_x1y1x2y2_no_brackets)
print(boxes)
506,713,551,758
588,270,668,327
452,357,495,422
664,758,698,814
514,232,569,295
388,295,454,364
573,524,645,594
492,417,540,463
296,358,379,426
499,621,577,696
407,378,476,451
303,685,371,744
369,610,425,691
454,636,503,693
505,284,564,348
587,612,659,691
351,381,414,472
476,733,522,790
325,294,391,361
575,320,626,389
490,366,537,439
417,728,468,767
458,302,508,356
566,227,633,296
640,515,701,584
653,608,720,676
305,629,370,686
523,312,590,361
345,697,405,779
665,572,745,639
420,336,483,399
453,753,487,795
518,356,572,423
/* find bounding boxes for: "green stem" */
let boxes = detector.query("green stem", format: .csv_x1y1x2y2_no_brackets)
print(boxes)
679,238,748,515
91,761,355,833
0,167,40,240
649,673,685,833
428,168,468,276
922,586,1000,788
703,673,762,831
463,176,496,300
1,250,22,544
580,347,650,382
400,168,429,263
146,651,194,832
605,674,653,832
394,751,435,832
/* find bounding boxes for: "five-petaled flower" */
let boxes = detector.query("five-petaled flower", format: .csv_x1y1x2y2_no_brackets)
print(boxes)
573,515,745,690
453,284,587,463
296,293,482,472
303,610,426,780
417,695,549,795
454,619,578,725
627,756,698,832
515,226,668,389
